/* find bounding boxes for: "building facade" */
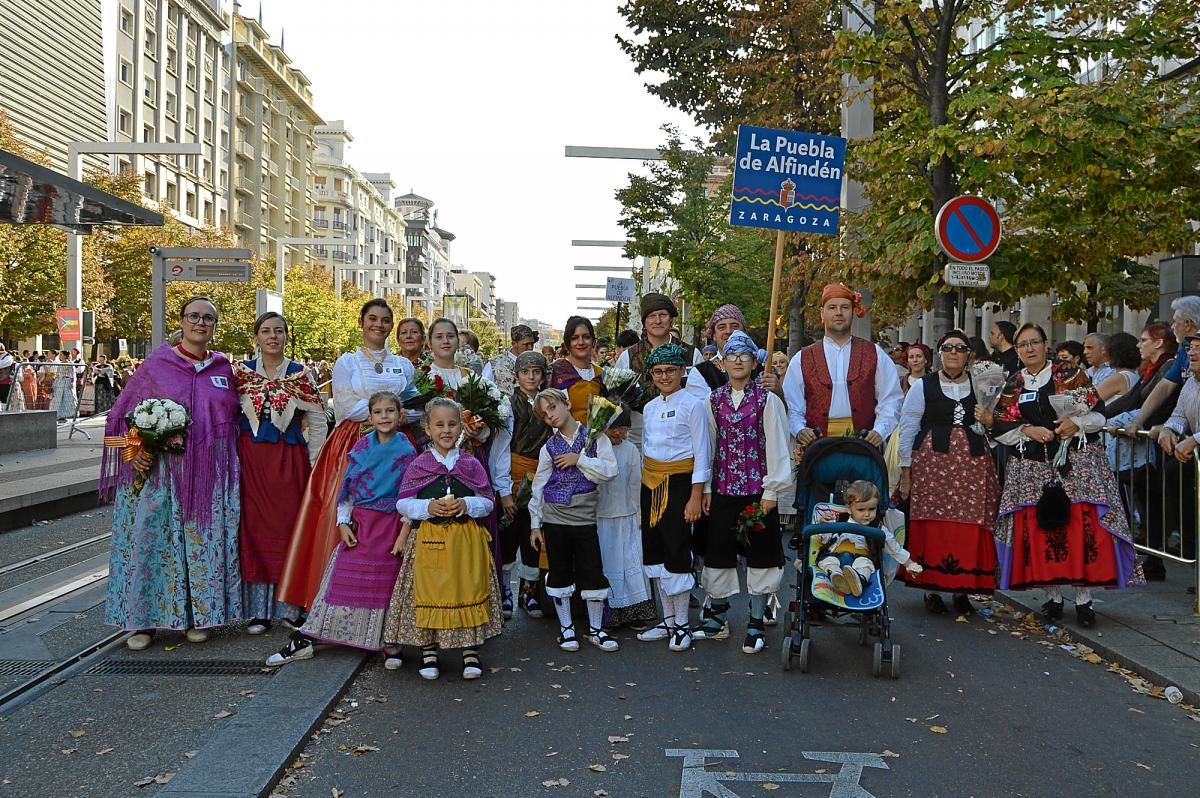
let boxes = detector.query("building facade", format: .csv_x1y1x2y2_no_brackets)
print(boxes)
311,121,403,296
108,0,229,229
0,0,106,171
397,191,454,319
495,299,520,336
226,11,322,263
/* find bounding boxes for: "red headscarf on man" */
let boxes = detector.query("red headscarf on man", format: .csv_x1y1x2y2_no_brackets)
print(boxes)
820,283,869,318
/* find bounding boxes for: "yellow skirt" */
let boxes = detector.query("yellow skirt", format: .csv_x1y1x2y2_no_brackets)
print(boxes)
412,519,494,630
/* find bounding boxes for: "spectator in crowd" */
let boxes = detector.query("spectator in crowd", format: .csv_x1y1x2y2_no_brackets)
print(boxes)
990,321,1019,375
458,329,484,375
1095,332,1141,403
483,324,539,397
968,336,991,364
1151,335,1200,568
396,317,427,366
1055,340,1085,367
0,344,13,407
1127,297,1200,436
902,343,933,395
1084,332,1113,386
614,329,640,364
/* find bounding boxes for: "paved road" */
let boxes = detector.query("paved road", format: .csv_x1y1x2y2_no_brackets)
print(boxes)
273,587,1200,798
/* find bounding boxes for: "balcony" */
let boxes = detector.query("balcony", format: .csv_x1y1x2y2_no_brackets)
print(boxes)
235,210,253,229
236,139,254,160
332,220,349,231
315,187,351,206
313,217,329,228
266,160,279,177
236,102,254,123
236,175,255,195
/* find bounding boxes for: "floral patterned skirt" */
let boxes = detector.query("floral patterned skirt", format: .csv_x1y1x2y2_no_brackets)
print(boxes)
906,428,999,593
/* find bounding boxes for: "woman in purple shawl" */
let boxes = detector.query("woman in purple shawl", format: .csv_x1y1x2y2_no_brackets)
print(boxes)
102,297,242,650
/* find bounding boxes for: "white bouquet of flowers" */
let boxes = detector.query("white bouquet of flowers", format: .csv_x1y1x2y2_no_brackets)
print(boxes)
105,397,191,492
601,366,641,408
969,361,1007,436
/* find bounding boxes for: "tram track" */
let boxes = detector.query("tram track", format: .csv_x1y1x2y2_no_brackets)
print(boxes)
0,531,112,577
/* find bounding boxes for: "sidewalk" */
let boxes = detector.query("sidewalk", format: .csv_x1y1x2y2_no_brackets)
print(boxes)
0,417,106,531
1000,559,1200,706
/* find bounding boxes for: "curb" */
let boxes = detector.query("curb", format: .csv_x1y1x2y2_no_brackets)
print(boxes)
157,647,368,798
998,590,1200,707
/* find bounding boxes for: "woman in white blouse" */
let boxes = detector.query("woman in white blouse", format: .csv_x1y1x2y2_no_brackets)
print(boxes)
898,330,999,616
276,298,413,614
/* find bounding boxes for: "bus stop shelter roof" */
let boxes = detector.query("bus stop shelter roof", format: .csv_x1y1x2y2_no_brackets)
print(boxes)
0,147,164,232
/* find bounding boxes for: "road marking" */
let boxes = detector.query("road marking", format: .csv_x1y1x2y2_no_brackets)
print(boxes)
0,568,109,623
669,748,889,798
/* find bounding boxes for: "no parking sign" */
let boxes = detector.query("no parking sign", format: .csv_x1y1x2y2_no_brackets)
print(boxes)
935,196,1001,263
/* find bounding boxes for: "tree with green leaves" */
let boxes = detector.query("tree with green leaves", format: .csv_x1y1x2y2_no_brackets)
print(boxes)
835,0,1200,333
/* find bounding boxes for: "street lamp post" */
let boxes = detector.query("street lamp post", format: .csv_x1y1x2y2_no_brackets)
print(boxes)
65,141,203,335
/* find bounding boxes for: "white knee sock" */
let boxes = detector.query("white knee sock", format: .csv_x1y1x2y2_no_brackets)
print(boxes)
553,597,573,631
1045,586,1063,602
1075,587,1092,606
670,591,690,628
586,599,604,633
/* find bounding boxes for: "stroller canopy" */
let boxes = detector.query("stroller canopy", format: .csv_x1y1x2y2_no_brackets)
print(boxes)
793,436,889,523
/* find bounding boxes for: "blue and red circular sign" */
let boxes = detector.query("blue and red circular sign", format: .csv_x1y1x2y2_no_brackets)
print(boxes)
935,196,1001,263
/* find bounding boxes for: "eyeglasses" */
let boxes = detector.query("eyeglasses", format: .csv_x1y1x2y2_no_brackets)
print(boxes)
1016,339,1045,350
725,353,756,364
650,367,680,378
183,313,218,326
939,344,971,354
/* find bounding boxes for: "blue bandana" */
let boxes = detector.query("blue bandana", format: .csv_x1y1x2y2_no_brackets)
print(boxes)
723,330,758,356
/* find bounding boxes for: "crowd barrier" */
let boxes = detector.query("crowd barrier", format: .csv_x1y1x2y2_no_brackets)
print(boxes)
1105,427,1200,613
1,361,102,440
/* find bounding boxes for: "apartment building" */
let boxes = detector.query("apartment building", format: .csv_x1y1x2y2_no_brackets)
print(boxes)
311,121,403,296
471,271,497,320
226,11,323,263
0,0,106,171
109,0,228,229
495,299,520,336
397,191,455,318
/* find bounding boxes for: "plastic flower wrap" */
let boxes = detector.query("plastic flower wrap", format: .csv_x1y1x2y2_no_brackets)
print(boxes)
969,361,1007,435
583,395,621,449
601,366,642,408
455,371,505,432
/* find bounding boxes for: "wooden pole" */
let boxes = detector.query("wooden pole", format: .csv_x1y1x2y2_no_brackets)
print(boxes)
765,230,786,354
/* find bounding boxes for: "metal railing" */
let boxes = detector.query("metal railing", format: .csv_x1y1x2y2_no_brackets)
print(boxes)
1,361,98,439
1105,426,1199,613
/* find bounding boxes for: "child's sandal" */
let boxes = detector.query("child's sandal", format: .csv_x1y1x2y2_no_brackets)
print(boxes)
557,623,579,652
461,648,482,680
586,626,620,652
419,645,439,680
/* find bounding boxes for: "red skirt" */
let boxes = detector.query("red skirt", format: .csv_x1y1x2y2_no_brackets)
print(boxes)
1005,503,1120,589
237,431,311,584
904,519,996,593
276,420,366,609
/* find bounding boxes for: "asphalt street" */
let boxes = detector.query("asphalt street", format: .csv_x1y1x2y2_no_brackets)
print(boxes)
272,585,1200,798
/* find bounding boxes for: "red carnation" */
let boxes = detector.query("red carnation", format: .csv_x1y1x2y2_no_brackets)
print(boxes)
744,504,756,514
433,375,444,390
753,522,765,532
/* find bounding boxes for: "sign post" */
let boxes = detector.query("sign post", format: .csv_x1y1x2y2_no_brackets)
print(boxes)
934,196,1001,328
729,124,846,353
150,247,254,347
55,308,81,344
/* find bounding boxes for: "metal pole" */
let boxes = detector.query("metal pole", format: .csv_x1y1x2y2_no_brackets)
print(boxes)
151,249,165,348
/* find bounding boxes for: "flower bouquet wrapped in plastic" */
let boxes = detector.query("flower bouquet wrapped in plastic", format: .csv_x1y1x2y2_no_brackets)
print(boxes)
104,397,191,492
969,361,1007,436
583,394,621,449
456,371,510,435
601,366,641,408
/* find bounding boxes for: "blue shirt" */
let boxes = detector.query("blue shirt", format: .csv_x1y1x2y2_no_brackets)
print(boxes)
1163,345,1190,385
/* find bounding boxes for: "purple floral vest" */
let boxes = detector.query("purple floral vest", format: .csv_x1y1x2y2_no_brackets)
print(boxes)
543,425,599,505
711,382,768,496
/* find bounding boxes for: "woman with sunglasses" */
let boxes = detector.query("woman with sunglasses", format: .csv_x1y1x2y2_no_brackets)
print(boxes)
102,297,243,650
277,298,415,615
986,323,1140,628
898,330,999,615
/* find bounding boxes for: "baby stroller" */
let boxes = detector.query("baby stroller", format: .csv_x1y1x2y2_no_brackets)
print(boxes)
779,436,903,678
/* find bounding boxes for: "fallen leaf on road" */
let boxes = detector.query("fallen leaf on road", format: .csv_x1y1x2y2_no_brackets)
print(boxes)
588,764,607,772
546,752,559,757
930,726,948,734
881,750,900,758
762,784,780,791
525,710,541,717
69,730,86,738
489,667,503,673
612,754,629,761
541,777,570,787
1128,708,1144,714
1084,653,1102,664
623,715,632,721
133,777,155,788
608,735,629,743
594,790,609,796
240,689,257,697
213,710,235,719
154,773,174,785
184,750,197,759
351,744,380,756
164,645,182,652
683,667,698,672
96,747,114,755
60,748,77,755
332,789,344,798
1135,763,1152,771
955,615,968,623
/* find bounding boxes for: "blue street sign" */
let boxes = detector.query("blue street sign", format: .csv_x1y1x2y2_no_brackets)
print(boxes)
729,124,846,235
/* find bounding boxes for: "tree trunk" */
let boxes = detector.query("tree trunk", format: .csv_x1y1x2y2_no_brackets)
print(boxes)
1086,282,1099,333
787,281,806,356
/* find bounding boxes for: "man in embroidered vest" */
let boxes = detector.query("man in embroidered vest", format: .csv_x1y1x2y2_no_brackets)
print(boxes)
484,324,540,397
782,283,902,449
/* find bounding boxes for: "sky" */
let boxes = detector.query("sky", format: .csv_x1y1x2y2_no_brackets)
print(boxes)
259,0,700,325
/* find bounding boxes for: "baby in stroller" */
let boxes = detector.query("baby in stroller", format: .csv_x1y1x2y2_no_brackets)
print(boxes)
815,480,923,597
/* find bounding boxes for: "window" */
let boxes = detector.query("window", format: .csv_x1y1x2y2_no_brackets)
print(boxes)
186,64,196,86
144,171,156,199
185,107,195,129
202,159,212,182
145,30,156,55
118,110,131,134
166,182,178,209
220,130,229,149
204,120,213,142
120,9,133,34
144,77,156,103
165,92,176,117
166,47,176,73
204,201,214,226
185,154,196,174
143,124,155,143
186,192,196,217
119,60,132,85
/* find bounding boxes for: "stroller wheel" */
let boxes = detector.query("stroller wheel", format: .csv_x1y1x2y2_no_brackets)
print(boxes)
798,639,811,673
780,633,793,671
890,644,902,679
871,642,883,677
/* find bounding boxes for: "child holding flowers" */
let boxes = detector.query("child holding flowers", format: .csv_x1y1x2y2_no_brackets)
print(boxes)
528,388,620,652
696,331,790,654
